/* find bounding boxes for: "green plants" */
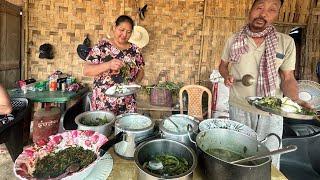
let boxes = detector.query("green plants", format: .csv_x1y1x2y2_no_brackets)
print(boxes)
143,81,183,96
143,81,183,107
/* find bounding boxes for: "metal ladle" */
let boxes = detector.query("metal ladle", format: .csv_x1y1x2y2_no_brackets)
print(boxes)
236,74,255,86
148,160,164,170
166,117,180,132
231,145,297,164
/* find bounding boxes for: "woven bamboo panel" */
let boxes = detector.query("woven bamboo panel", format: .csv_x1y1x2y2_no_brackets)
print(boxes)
24,0,316,87
5,0,23,6
25,0,205,87
26,0,124,83
136,0,205,85
303,6,320,81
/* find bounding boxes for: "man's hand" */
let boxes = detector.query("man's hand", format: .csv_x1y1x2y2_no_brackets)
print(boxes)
295,99,314,110
224,75,234,87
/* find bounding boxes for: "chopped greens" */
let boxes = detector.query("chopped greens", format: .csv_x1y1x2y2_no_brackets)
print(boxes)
254,97,282,110
143,154,190,176
80,116,108,126
33,146,96,178
253,96,316,115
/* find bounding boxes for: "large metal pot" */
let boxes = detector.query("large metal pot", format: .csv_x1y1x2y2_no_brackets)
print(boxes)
159,114,199,148
114,113,156,159
199,118,257,139
194,129,275,180
75,110,115,137
134,139,197,180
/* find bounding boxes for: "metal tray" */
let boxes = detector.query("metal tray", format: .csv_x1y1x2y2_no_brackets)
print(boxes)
246,96,319,120
105,85,141,97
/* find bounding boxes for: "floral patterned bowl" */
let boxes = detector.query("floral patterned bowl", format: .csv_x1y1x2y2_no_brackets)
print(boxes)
14,130,108,180
199,118,257,139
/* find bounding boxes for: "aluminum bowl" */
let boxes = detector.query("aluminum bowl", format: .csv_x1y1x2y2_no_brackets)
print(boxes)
75,110,115,137
134,139,197,180
14,130,107,180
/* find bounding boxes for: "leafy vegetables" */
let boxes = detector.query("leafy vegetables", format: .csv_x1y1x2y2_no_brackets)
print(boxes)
33,147,96,178
80,116,108,126
253,96,316,115
143,154,190,176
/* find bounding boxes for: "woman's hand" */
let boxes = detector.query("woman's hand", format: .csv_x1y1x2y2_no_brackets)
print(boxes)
224,75,234,87
107,59,125,75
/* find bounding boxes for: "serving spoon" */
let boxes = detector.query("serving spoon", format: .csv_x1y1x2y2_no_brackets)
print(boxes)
236,74,255,86
231,145,297,164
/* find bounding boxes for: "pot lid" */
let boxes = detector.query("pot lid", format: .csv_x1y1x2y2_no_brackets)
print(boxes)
115,113,153,130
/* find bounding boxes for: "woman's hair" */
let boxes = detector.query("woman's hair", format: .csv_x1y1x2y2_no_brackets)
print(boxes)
115,15,134,29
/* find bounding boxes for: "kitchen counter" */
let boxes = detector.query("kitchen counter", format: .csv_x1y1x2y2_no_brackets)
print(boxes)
107,148,288,180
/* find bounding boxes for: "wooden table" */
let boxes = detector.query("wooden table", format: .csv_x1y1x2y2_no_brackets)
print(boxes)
107,148,288,180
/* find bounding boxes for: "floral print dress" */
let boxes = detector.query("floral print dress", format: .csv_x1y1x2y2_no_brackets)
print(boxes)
86,39,144,115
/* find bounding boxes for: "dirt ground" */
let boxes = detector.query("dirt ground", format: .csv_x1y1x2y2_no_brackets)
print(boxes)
0,144,15,180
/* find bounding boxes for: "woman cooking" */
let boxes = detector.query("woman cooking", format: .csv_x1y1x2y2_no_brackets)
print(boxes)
84,15,145,115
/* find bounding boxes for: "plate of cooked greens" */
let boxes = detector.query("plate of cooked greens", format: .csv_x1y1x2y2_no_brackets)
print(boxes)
105,84,141,97
246,96,319,120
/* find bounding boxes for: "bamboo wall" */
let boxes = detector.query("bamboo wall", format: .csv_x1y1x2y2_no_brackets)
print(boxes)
5,0,319,86
303,0,320,81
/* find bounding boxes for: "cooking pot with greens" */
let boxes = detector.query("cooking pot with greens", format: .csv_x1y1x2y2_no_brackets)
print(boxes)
134,139,197,180
75,111,115,137
193,128,282,180
114,113,156,159
159,114,199,149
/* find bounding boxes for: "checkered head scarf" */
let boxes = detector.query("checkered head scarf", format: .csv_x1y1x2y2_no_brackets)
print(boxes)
229,24,278,97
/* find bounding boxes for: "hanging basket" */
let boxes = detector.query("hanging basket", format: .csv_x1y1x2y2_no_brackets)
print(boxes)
150,70,173,107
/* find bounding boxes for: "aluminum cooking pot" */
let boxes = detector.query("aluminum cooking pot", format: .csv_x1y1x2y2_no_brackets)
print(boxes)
114,113,157,159
75,110,115,137
134,139,197,180
159,114,199,149
189,128,282,180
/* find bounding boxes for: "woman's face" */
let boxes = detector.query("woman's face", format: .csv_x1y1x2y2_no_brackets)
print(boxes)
113,22,133,44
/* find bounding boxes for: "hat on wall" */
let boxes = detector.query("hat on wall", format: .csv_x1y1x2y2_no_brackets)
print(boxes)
128,25,149,48
39,43,54,59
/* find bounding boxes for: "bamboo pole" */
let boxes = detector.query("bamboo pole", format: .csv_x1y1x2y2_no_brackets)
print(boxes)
24,0,28,79
197,0,207,84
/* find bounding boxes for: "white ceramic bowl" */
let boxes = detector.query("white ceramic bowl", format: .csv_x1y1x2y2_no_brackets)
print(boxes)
14,130,107,180
199,118,257,139
75,110,115,137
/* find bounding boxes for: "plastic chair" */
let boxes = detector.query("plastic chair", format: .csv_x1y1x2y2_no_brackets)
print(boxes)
179,85,212,121
0,98,31,161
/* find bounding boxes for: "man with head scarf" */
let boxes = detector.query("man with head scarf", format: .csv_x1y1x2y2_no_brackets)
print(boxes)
219,0,311,168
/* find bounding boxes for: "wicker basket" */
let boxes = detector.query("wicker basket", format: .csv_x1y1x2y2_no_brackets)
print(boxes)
150,70,173,107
